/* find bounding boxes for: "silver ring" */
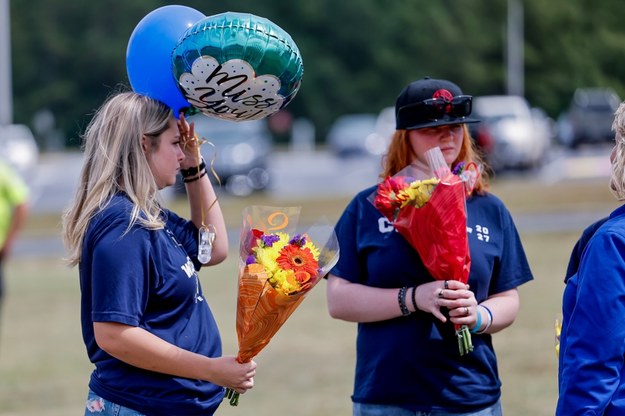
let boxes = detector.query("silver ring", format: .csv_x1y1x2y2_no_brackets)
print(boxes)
464,307,470,316
444,280,449,289
438,289,444,298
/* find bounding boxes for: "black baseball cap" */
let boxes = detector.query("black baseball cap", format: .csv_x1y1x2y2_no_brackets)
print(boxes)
395,77,480,130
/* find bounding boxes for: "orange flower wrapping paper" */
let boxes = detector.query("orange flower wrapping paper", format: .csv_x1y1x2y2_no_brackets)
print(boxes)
225,205,339,405
235,264,308,363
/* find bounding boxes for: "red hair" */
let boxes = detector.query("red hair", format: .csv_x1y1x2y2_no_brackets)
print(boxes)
380,125,490,194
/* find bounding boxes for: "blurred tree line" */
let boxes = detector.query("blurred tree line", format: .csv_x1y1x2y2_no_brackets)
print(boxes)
9,0,625,148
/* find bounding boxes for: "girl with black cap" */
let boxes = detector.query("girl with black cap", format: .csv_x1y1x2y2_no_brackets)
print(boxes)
326,77,533,415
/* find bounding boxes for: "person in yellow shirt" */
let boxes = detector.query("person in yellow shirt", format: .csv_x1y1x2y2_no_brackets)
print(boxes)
0,159,29,339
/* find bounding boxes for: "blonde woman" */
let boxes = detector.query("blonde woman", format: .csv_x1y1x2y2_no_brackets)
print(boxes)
62,91,255,416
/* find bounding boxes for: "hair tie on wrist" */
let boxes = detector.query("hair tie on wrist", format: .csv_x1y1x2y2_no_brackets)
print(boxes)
180,159,206,178
183,169,207,183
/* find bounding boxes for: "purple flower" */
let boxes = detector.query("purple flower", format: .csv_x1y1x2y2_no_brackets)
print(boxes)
289,233,307,247
452,162,465,175
261,234,280,247
246,255,255,265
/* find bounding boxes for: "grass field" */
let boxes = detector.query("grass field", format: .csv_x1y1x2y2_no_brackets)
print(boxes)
0,175,618,415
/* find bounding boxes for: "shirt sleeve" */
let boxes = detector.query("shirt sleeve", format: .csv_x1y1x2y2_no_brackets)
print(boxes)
330,197,366,283
557,230,625,415
490,203,533,294
90,221,153,326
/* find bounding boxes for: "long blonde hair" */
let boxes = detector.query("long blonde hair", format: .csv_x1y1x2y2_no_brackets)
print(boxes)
62,91,173,266
381,125,490,194
610,102,625,200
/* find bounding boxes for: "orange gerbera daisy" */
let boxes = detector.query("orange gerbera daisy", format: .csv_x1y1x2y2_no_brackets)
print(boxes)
276,244,319,277
373,176,411,219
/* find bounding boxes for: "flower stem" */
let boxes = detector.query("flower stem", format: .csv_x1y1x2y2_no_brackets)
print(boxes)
456,324,474,356
225,388,240,406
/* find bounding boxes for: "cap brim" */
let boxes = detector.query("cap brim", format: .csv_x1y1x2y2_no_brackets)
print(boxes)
404,116,481,130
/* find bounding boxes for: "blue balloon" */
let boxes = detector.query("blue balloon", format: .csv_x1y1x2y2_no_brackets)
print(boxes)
126,5,205,116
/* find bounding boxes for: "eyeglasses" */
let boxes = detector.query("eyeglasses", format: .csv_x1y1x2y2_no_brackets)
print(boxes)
399,95,473,122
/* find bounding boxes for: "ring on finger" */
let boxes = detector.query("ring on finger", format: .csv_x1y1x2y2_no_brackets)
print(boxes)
444,280,449,289
464,306,470,316
438,289,444,298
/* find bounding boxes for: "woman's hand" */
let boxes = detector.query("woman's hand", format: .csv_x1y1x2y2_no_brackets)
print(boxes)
209,356,257,394
177,113,202,168
414,280,477,327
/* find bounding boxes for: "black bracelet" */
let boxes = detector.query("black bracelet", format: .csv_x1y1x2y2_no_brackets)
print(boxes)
183,169,207,183
398,286,410,316
410,286,418,312
180,159,206,178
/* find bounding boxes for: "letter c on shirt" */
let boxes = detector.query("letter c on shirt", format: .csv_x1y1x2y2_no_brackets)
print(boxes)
378,217,395,234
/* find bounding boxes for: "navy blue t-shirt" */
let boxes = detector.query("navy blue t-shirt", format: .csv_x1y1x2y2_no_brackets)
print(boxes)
564,216,608,283
331,185,533,412
79,194,224,416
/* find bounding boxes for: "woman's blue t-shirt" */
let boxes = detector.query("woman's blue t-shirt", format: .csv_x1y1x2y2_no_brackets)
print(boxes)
331,185,533,412
79,194,224,416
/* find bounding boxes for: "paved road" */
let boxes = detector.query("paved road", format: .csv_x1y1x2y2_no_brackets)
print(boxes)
26,145,615,213
17,150,381,259
27,150,383,215
14,146,615,259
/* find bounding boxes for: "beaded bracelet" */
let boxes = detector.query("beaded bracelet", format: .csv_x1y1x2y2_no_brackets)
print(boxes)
398,286,410,316
477,304,493,334
180,159,206,178
183,169,207,183
410,286,418,312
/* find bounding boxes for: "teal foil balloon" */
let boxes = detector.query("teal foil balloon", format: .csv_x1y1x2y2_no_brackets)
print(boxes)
172,12,304,121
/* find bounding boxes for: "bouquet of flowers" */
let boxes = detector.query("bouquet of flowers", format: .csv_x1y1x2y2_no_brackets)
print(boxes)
372,147,479,355
225,205,340,405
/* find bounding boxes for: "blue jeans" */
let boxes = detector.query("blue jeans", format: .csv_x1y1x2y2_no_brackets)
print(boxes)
85,390,146,416
353,399,502,416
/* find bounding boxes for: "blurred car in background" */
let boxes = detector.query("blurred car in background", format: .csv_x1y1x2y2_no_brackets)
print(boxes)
556,87,621,148
326,110,395,158
470,95,552,172
0,124,39,180
326,113,381,158
176,115,272,197
369,106,395,155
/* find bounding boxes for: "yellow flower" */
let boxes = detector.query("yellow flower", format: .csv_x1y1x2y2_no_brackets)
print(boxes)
271,269,299,294
255,244,280,275
555,318,562,357
397,178,439,208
